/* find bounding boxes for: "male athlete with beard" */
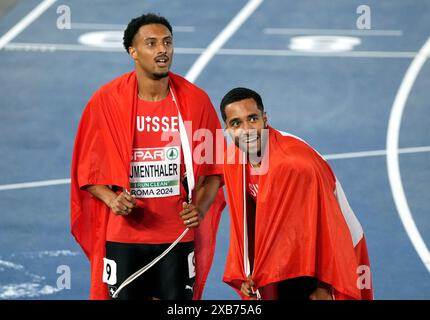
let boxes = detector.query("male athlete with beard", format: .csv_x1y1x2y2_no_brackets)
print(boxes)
221,88,373,300
71,14,224,300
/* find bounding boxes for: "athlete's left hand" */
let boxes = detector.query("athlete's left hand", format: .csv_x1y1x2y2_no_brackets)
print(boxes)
179,202,203,228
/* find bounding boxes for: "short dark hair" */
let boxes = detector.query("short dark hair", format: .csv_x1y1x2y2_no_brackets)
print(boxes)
220,87,264,122
123,13,173,53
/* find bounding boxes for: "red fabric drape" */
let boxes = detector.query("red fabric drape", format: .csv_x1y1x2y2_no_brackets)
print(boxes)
223,127,373,300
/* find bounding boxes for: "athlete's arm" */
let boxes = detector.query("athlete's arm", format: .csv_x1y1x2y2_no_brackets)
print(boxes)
194,174,222,216
83,185,136,216
179,175,222,228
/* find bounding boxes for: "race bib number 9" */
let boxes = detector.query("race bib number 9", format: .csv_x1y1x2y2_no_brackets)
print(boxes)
130,146,181,198
103,258,117,285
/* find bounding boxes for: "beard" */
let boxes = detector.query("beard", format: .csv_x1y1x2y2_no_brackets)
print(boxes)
152,72,169,80
235,133,261,155
233,128,268,162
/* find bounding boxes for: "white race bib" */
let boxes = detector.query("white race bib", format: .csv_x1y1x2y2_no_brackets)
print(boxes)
130,146,181,198
102,258,117,285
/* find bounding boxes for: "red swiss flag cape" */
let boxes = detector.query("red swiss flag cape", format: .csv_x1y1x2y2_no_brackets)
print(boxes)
71,71,225,299
223,127,373,300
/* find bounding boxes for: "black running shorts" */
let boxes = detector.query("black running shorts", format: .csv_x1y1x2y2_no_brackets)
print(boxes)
104,241,195,300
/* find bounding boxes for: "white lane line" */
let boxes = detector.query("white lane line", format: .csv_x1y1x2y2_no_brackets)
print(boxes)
3,42,418,58
10,250,80,259
217,48,417,58
0,146,429,191
325,146,430,160
71,23,195,32
0,178,71,191
325,149,387,160
3,42,204,54
386,36,430,273
264,28,403,36
185,0,264,82
0,0,57,50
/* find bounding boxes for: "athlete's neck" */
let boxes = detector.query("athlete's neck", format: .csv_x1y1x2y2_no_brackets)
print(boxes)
136,68,169,101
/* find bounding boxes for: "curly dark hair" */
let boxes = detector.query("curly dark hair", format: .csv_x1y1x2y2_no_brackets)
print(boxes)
220,87,265,122
123,13,173,53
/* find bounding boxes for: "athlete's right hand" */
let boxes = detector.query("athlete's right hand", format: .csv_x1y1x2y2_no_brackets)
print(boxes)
240,276,257,299
108,192,137,215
